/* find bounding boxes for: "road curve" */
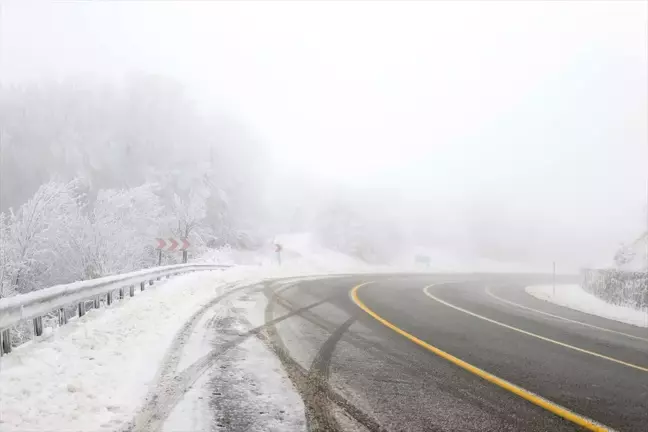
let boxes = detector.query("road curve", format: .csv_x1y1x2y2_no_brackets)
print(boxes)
263,274,648,432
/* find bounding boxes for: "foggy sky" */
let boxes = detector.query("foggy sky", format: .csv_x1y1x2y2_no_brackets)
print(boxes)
1,1,647,268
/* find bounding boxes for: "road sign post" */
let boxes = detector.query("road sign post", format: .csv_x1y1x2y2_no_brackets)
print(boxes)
155,237,191,264
553,261,556,297
415,255,431,267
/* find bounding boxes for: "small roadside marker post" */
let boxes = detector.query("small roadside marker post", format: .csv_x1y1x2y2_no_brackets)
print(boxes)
156,238,166,266
275,243,283,266
181,238,190,263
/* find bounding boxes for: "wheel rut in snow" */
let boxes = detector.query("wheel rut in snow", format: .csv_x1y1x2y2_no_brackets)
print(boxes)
262,283,391,432
304,316,357,431
127,280,334,432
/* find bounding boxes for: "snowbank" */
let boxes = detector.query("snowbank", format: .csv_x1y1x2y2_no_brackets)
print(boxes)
526,284,648,328
0,269,313,432
0,271,237,431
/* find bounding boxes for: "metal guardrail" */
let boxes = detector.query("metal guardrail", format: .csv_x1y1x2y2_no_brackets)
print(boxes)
0,263,230,355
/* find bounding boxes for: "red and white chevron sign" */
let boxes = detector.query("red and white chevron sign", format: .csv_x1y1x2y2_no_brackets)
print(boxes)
155,238,190,251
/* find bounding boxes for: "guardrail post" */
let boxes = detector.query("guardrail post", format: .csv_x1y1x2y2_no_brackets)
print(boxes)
1,329,11,355
59,308,67,326
33,316,43,337
119,287,124,299
149,279,154,286
94,297,101,309
107,292,113,306
129,285,135,297
140,281,145,291
78,302,86,317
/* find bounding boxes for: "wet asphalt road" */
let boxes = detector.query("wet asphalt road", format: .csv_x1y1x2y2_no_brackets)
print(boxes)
263,274,648,432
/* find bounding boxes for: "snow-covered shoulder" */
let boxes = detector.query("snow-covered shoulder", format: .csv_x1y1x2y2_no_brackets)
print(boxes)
525,284,648,328
0,271,244,432
0,241,364,432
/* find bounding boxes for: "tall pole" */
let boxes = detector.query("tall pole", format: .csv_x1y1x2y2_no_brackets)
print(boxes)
645,176,648,271
552,261,556,297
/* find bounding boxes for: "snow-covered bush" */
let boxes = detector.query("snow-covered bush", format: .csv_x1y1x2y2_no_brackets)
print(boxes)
582,269,648,310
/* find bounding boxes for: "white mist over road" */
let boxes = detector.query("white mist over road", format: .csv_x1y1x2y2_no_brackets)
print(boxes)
1,1,646,269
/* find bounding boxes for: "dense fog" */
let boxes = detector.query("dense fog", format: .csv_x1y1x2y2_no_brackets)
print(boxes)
1,1,647,297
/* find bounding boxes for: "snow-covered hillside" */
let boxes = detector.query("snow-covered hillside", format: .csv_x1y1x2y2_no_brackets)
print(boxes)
197,233,370,274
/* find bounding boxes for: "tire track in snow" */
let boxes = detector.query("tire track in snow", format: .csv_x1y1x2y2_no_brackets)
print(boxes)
262,283,391,432
127,281,333,432
304,316,356,431
148,282,256,391
266,282,508,432
122,281,256,432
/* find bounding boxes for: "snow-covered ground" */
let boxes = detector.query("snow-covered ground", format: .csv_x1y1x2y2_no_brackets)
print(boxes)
526,284,648,328
162,288,306,432
0,235,368,432
198,232,373,274
0,271,236,431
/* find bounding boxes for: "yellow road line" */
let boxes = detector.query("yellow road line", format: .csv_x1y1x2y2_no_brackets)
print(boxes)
350,283,611,432
485,287,648,343
423,285,648,373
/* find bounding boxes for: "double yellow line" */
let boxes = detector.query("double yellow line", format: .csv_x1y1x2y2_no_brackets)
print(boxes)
350,283,611,432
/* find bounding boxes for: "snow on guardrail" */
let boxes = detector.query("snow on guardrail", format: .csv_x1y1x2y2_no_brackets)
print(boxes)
0,263,230,353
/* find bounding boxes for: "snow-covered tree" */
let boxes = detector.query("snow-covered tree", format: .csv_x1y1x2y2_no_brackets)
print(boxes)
171,191,206,240
314,190,405,264
5,180,83,294
0,76,268,297
0,212,16,299
0,78,266,228
83,183,165,276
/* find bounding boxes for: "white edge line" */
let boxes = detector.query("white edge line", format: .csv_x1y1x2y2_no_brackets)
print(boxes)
355,282,614,432
422,285,648,373
484,287,648,343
